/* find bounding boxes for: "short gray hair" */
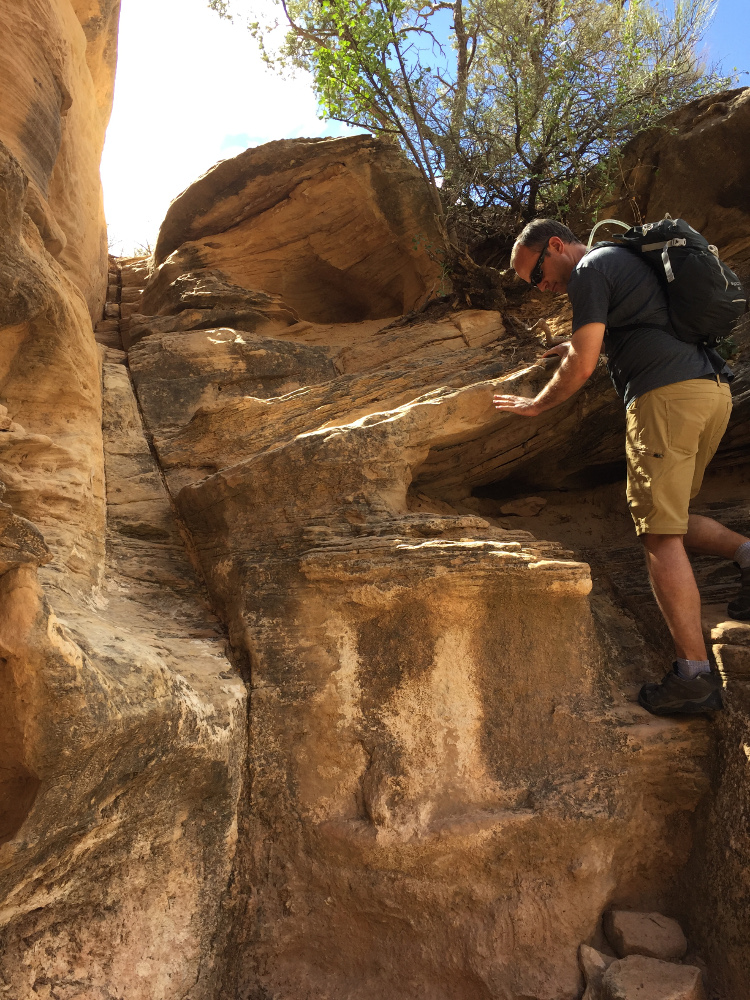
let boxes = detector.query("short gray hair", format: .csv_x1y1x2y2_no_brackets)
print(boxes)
511,219,581,268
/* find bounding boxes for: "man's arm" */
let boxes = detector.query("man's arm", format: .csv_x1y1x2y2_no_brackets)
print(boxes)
492,322,606,416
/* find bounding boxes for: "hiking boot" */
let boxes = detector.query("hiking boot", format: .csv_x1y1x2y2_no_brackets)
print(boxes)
728,563,750,621
638,665,724,716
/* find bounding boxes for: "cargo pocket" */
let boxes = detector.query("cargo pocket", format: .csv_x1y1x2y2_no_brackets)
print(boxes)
625,400,656,529
666,398,705,457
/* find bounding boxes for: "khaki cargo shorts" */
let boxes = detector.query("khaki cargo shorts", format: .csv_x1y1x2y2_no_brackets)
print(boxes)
625,378,732,535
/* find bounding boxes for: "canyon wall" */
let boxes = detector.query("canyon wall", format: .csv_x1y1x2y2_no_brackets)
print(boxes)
0,3,748,994
0,5,247,999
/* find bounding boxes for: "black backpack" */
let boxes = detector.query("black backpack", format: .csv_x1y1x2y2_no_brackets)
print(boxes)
587,216,747,348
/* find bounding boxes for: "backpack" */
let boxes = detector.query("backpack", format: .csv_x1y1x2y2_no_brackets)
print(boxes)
587,216,747,348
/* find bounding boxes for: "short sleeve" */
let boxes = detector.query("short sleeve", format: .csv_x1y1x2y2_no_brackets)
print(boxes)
568,265,612,332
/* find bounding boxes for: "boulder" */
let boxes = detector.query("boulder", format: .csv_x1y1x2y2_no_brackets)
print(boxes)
580,943,616,999
148,135,446,323
604,911,688,962
601,956,705,1000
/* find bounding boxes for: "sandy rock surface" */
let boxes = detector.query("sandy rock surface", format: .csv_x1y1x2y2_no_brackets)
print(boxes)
148,135,446,323
0,8,749,996
605,911,688,962
0,0,118,316
0,6,248,999
601,955,705,1000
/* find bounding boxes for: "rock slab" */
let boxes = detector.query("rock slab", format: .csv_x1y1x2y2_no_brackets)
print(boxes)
605,911,688,961
602,956,705,1000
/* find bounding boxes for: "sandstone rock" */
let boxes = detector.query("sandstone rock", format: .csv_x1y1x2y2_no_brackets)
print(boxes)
601,956,705,1000
0,138,104,584
2,8,750,992
596,88,750,279
452,308,506,347
500,496,548,517
120,256,151,287
148,135,446,323
0,12,251,997
0,0,120,316
604,911,688,962
0,487,52,574
172,355,713,998
580,943,616,998
95,316,119,332
119,298,141,319
120,285,143,303
0,346,247,1000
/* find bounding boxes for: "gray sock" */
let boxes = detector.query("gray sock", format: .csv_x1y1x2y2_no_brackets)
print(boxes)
676,658,711,680
734,540,750,569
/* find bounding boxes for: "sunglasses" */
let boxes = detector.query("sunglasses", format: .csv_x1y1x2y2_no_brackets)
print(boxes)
529,238,551,286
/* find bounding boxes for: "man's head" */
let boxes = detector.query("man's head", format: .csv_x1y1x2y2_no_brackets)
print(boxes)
511,219,586,294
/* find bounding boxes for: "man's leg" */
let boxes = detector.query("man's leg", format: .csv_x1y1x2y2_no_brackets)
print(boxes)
628,382,729,711
641,533,707,660
684,513,749,559
638,531,724,714
684,514,750,621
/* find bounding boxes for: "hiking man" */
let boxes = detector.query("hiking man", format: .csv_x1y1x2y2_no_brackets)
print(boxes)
495,218,750,716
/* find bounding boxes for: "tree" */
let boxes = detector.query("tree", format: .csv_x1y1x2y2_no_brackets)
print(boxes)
210,0,731,247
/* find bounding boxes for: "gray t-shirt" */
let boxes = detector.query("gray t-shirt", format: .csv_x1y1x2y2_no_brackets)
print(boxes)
567,245,730,407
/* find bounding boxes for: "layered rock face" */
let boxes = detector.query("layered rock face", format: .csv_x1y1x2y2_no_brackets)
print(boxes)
1,9,749,992
149,135,446,324
0,0,119,315
0,5,246,999
116,121,747,996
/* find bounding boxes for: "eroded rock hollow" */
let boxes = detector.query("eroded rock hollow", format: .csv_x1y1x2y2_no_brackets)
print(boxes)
0,6,749,998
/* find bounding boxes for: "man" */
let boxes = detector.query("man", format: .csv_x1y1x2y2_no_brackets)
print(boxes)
494,218,750,716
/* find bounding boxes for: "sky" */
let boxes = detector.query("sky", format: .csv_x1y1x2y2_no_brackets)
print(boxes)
101,0,750,255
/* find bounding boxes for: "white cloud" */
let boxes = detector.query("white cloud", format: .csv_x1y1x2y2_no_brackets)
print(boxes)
101,0,360,255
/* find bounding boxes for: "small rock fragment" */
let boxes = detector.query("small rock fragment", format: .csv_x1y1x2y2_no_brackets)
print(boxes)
580,943,616,998
452,309,505,348
604,911,687,961
499,496,547,517
602,955,704,1000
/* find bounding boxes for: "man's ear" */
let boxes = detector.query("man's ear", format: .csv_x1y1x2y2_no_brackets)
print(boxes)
548,236,565,254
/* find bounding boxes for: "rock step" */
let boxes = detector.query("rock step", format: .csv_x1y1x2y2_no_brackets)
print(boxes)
602,955,704,999
117,256,151,341
95,263,123,350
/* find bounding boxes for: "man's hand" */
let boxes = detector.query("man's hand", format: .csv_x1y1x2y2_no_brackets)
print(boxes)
492,343,569,415
492,393,543,416
492,323,605,418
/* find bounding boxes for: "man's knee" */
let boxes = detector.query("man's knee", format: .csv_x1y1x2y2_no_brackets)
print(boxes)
640,532,686,554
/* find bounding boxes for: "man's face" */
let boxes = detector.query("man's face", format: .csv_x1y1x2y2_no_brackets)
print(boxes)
513,236,578,294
